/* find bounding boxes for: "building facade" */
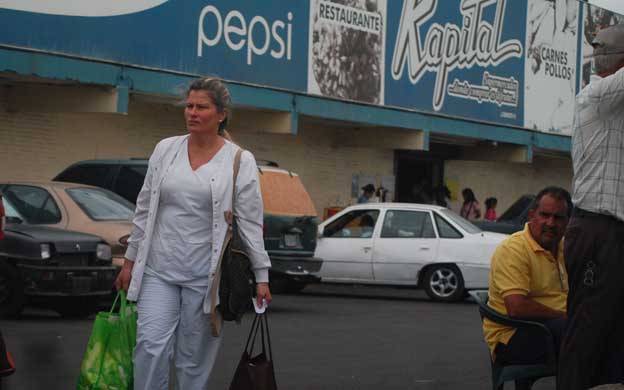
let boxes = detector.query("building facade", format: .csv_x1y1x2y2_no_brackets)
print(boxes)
0,1,616,216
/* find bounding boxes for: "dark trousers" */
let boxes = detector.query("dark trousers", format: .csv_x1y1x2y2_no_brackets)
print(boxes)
558,210,624,390
495,318,565,365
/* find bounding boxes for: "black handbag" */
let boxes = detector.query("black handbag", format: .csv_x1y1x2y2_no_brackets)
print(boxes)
210,149,256,334
218,243,255,322
0,330,15,378
230,314,277,390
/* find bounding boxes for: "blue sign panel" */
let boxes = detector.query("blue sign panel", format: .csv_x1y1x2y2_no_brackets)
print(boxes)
385,0,526,127
0,0,582,133
0,1,309,91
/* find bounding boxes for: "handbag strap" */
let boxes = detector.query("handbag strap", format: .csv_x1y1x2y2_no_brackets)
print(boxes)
244,314,273,361
262,313,274,361
244,314,261,352
224,148,244,226
209,148,245,329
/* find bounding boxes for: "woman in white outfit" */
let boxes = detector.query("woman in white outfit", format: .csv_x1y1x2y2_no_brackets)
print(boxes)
114,76,272,390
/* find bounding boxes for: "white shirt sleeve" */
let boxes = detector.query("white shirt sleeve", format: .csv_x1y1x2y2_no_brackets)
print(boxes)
234,150,271,283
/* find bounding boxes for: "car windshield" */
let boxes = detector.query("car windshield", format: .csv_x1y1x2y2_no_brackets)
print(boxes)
498,195,534,221
438,208,482,234
1,184,62,224
2,197,24,221
66,187,134,221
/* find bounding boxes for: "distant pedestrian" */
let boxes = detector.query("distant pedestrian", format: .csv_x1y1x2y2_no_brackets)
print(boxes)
460,188,481,221
484,197,498,221
358,184,375,204
375,186,388,203
558,24,624,390
433,185,452,208
410,181,433,204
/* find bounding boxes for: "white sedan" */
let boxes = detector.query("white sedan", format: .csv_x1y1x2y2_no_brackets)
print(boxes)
315,203,507,301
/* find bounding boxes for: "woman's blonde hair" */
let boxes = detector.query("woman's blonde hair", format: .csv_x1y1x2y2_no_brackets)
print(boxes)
187,76,232,134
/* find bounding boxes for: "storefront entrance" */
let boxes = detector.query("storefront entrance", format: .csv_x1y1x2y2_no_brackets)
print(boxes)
394,145,459,204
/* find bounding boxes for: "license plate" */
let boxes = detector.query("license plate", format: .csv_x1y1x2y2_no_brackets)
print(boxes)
284,234,300,248
71,276,92,294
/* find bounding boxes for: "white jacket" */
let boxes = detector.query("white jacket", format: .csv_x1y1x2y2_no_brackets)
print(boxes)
124,135,271,313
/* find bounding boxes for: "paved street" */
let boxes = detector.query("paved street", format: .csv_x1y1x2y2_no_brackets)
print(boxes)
0,284,556,390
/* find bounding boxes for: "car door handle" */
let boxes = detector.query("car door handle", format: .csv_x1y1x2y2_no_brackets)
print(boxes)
362,246,372,253
419,246,430,250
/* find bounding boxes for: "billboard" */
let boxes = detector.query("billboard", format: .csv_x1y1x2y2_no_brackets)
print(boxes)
0,0,610,136
386,0,525,128
523,0,578,134
307,0,387,105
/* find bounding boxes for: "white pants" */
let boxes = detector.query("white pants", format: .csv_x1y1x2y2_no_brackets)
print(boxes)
134,274,222,390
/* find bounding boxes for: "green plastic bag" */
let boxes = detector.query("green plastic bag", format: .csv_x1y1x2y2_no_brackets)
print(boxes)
76,291,138,390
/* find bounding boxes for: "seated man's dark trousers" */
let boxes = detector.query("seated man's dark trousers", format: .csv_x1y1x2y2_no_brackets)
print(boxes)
558,209,624,390
495,318,564,365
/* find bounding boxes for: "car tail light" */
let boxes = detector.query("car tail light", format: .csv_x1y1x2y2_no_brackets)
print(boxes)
119,234,129,247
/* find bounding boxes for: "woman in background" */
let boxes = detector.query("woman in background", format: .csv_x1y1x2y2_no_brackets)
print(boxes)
460,188,481,221
484,197,498,221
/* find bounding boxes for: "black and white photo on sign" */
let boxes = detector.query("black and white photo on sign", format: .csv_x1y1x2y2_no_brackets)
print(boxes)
581,3,624,87
307,0,386,104
524,0,577,135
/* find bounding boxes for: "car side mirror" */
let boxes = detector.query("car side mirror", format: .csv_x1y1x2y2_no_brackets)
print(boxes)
6,216,22,224
317,227,325,239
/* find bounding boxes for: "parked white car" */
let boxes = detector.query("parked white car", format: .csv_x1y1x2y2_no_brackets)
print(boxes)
315,203,508,301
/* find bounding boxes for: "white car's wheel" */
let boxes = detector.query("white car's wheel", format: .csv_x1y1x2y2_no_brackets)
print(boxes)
424,265,465,302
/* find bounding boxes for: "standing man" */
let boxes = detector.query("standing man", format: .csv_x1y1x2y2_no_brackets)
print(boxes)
558,24,624,390
357,184,375,204
484,187,570,367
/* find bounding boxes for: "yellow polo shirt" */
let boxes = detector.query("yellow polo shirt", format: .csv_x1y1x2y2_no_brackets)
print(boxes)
483,223,568,358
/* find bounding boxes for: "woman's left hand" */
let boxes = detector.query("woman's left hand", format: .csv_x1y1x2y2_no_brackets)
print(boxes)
256,282,272,308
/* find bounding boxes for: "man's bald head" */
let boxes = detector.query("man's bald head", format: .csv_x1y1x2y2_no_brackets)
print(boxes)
592,24,624,76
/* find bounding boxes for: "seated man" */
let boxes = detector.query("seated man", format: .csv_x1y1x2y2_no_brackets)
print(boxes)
358,214,376,238
483,186,571,365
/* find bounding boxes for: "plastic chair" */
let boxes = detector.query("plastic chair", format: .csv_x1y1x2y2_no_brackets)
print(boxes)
469,290,557,390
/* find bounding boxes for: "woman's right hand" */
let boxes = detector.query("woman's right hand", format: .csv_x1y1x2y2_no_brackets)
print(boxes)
114,259,134,293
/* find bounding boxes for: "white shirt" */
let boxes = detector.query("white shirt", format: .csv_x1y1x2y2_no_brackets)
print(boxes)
145,138,226,286
571,67,624,222
124,136,271,312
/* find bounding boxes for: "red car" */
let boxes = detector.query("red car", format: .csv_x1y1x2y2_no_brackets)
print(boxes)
0,195,14,383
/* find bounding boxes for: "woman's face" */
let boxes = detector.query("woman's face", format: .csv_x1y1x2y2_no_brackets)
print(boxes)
184,90,227,134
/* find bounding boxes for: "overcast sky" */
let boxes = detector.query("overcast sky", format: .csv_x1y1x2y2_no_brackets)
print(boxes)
587,0,624,16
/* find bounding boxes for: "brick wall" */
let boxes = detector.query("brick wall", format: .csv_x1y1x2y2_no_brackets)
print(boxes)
1,93,572,220
0,98,395,217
